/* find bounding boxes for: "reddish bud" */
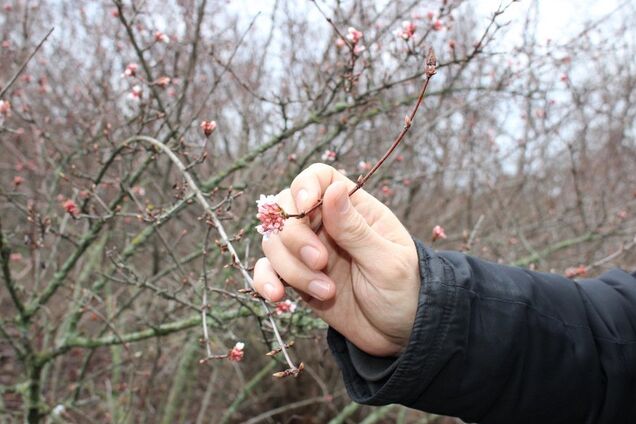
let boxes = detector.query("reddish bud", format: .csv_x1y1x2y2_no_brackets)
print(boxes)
154,31,170,43
346,27,363,45
565,265,588,279
275,299,297,315
432,225,447,242
0,100,11,116
154,76,171,88
63,199,79,217
200,120,217,137
228,342,245,362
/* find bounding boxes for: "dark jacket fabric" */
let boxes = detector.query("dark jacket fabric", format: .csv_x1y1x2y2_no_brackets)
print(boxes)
328,239,636,423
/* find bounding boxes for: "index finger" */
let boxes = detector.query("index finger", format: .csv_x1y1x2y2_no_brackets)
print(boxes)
290,163,370,215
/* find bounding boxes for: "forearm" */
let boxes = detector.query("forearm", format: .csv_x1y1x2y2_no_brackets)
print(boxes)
329,239,636,423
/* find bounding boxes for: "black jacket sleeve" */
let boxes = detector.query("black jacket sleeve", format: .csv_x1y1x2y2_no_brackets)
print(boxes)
327,239,636,424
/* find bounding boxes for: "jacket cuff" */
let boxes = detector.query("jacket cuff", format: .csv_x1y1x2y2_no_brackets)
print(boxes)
327,239,458,406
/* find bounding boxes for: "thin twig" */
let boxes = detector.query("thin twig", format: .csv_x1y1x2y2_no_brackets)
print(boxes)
121,135,300,374
0,27,54,99
289,48,437,218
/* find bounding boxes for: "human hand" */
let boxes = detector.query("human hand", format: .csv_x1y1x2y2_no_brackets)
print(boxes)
252,164,420,357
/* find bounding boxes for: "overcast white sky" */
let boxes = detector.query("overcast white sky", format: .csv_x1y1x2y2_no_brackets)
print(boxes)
226,0,626,48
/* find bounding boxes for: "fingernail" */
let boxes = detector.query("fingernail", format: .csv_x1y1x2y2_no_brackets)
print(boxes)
296,189,309,208
300,245,320,268
336,192,350,214
263,282,276,300
308,280,332,300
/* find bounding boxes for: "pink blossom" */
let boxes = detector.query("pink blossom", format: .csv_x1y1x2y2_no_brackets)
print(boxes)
0,100,11,116
358,160,372,172
335,38,346,48
9,253,22,262
565,265,587,279
129,85,142,100
353,44,366,55
433,20,443,31
63,199,79,217
426,11,435,21
617,210,627,220
200,120,217,137
154,31,170,43
12,175,24,186
346,27,363,45
321,149,337,162
256,194,286,239
432,225,446,242
287,153,297,162
397,21,417,40
560,73,569,82
275,299,297,316
123,63,138,77
228,342,245,362
154,76,171,88
4,4,13,12
110,8,119,17
381,185,393,196
132,186,146,197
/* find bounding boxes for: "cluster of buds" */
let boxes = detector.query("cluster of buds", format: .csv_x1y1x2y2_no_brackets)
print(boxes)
200,120,217,137
63,199,79,217
346,27,363,44
128,85,142,101
275,299,297,316
200,341,246,364
432,225,447,242
321,149,337,162
256,194,287,239
154,76,171,88
154,31,170,44
396,21,417,40
123,63,138,77
565,265,588,279
357,160,372,172
228,342,245,362
0,99,11,117
346,27,366,55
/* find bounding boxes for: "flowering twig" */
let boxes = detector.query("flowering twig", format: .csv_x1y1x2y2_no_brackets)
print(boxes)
289,48,437,219
121,136,301,376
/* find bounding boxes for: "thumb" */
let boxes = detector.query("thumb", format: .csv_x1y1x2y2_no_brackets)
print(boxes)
322,181,390,264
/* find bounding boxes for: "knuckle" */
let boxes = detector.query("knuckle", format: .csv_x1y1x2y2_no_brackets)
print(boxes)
307,162,333,176
342,215,368,244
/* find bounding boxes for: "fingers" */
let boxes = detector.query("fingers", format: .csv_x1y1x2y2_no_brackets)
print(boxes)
262,235,336,300
252,257,286,302
253,188,335,302
291,163,355,214
276,189,328,271
321,181,393,266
